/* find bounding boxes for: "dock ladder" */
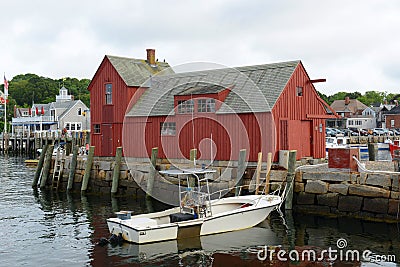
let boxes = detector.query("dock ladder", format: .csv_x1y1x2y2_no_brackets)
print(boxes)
52,148,65,190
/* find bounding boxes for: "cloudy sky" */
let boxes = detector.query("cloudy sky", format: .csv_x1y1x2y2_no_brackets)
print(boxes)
1,0,399,96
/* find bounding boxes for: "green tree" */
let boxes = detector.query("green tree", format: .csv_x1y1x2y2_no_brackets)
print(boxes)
5,74,90,107
357,91,385,106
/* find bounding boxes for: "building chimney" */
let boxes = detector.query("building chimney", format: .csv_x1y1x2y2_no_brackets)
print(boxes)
345,96,350,105
146,49,156,65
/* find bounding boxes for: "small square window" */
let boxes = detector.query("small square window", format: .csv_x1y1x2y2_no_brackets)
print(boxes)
161,122,176,136
296,86,303,96
177,100,194,113
94,124,100,134
198,98,215,112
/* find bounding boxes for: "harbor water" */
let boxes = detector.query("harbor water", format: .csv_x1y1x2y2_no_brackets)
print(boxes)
0,155,399,267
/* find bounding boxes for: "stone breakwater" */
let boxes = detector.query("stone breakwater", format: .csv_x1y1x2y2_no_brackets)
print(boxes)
42,156,400,221
291,161,400,222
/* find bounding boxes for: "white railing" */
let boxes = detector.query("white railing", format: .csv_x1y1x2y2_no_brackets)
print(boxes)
11,116,55,123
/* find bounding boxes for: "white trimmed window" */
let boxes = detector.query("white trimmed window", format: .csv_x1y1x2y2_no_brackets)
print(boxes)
161,122,176,136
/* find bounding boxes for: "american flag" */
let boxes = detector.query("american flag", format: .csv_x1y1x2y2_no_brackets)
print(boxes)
3,75,8,97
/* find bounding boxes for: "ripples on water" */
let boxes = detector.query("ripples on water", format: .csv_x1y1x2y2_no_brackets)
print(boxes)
0,156,399,267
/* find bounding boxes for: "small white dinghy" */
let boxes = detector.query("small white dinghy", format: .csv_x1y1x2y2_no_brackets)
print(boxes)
107,168,282,244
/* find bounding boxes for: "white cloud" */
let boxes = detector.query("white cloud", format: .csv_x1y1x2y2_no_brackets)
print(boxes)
1,0,400,95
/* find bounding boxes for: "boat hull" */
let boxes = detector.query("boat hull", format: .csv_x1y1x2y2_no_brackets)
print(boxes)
107,195,281,244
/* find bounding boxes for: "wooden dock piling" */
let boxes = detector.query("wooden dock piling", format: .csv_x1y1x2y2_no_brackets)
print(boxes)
67,145,79,191
235,149,247,196
146,147,158,199
81,146,95,193
32,144,48,188
368,143,376,161
264,152,272,194
111,147,123,195
39,145,55,189
255,152,262,195
285,150,297,210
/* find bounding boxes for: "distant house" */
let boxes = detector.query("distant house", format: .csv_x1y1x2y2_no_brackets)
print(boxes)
384,104,400,128
89,49,338,161
11,86,90,136
328,97,375,129
371,103,396,128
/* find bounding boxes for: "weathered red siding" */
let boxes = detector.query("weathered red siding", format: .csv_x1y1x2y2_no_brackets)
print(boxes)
88,56,139,156
272,63,327,160
123,112,275,162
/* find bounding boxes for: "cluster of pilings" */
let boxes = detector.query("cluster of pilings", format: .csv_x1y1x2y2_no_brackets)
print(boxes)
0,131,89,157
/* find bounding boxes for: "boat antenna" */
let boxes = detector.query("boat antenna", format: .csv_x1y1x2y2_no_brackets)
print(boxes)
210,132,213,167
191,94,196,167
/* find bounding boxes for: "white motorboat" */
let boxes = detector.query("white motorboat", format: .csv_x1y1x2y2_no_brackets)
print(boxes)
107,168,282,244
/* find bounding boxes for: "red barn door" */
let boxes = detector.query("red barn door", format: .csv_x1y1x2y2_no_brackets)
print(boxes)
102,124,113,156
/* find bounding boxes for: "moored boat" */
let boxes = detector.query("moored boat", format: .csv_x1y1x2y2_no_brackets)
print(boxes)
107,168,282,244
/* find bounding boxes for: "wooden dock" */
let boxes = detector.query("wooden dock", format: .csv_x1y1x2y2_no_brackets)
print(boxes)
0,131,90,156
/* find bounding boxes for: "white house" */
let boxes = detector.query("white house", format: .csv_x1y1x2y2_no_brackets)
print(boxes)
11,87,90,136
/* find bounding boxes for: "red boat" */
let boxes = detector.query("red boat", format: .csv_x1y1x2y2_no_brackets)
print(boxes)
389,140,400,159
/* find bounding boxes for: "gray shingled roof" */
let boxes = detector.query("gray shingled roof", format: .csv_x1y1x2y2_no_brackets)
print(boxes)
107,55,173,87
126,60,300,116
54,100,81,118
176,82,227,95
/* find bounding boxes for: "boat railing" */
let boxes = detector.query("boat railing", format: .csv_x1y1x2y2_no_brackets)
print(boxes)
208,181,283,201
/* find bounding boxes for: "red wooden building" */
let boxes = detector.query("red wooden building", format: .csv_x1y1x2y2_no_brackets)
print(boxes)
87,49,172,156
89,50,337,161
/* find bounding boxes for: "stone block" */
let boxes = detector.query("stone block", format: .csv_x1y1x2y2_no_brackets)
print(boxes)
98,170,106,180
348,184,390,198
302,172,350,182
388,199,400,215
305,180,328,194
365,174,392,189
391,174,400,191
74,174,83,183
220,167,234,181
329,183,349,195
391,191,400,199
363,198,388,214
294,182,304,193
120,170,128,180
269,170,287,182
119,162,129,171
317,193,339,207
132,164,151,173
338,195,363,212
105,171,113,181
296,192,315,205
98,161,112,171
128,171,144,183
270,183,281,192
295,171,303,183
